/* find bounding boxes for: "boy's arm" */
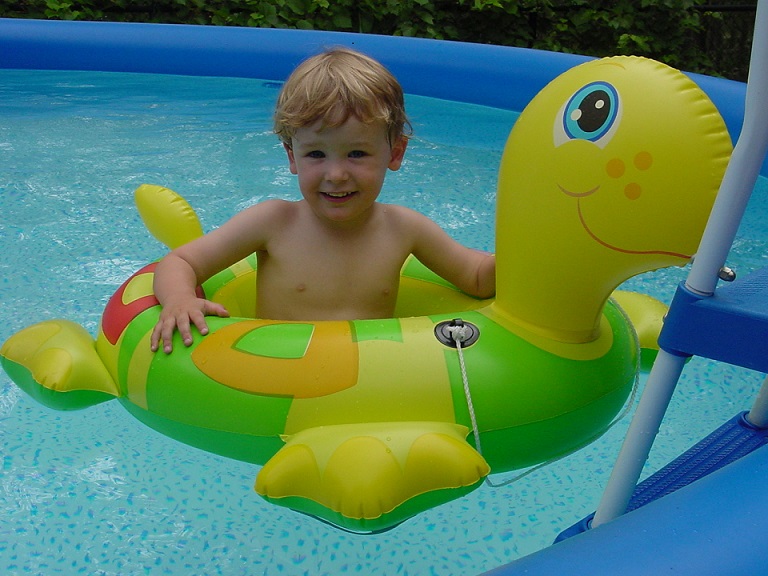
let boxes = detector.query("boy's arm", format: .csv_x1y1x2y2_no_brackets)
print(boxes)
150,201,283,353
471,252,496,298
407,209,496,299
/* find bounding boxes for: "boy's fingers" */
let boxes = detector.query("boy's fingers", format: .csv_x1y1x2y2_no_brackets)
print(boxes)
151,300,222,353
200,299,228,319
163,321,177,353
175,315,194,346
189,311,210,338
150,323,162,351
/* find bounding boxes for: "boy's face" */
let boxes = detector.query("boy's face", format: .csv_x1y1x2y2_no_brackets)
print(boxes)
285,116,407,226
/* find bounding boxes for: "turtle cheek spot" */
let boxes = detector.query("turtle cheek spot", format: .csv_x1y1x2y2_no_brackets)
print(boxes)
624,183,642,200
634,151,653,171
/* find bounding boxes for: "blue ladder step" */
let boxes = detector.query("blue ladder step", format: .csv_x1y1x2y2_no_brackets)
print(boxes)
556,411,768,542
659,265,768,372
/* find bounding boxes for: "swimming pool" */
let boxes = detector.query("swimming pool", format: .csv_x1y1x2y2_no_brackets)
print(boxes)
2,18,767,575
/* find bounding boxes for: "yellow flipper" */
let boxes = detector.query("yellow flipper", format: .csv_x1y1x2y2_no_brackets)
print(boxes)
612,289,669,371
134,184,204,249
0,320,118,410
255,422,489,531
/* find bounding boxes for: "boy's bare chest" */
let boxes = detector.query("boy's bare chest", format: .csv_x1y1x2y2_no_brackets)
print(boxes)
256,225,410,319
277,234,401,289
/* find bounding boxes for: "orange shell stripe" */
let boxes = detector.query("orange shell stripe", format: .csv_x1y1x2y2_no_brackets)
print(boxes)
191,319,359,399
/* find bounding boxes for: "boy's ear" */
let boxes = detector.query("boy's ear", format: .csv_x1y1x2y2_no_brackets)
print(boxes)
284,143,298,174
388,136,408,170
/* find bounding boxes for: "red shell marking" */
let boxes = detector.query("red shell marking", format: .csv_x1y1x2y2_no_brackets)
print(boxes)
101,263,206,344
101,263,160,344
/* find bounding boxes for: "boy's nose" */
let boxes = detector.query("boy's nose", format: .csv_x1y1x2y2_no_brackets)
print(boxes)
325,161,349,182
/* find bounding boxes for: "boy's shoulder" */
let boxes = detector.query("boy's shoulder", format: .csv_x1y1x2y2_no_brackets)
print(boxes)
379,202,419,218
259,197,297,209
374,203,443,245
248,198,299,218
234,198,300,233
378,203,431,227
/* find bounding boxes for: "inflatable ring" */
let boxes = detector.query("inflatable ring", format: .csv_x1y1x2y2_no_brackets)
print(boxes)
1,57,731,533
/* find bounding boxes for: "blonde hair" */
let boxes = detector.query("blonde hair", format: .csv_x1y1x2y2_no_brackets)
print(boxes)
274,47,411,147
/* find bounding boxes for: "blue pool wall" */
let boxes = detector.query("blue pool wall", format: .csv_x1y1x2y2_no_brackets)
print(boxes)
484,442,768,575
0,18,586,111
1,18,765,177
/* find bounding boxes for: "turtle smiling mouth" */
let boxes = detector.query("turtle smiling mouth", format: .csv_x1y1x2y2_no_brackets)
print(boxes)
575,198,690,258
558,183,599,198
557,183,690,258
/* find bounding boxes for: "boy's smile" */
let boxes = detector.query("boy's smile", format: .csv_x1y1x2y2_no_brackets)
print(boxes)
286,116,407,225
321,190,357,202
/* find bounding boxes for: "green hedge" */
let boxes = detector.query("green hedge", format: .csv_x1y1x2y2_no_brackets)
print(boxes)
0,1,752,79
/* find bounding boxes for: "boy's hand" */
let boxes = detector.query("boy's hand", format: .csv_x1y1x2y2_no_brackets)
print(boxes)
150,297,230,354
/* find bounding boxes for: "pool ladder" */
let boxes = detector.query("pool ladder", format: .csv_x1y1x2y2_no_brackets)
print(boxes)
558,266,768,540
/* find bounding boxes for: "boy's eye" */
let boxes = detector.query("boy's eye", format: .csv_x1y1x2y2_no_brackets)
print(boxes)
307,150,325,159
348,150,368,159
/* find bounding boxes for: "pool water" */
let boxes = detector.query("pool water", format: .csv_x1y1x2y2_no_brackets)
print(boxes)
1,70,766,575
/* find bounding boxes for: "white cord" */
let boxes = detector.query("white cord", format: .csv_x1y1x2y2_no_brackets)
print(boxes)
448,301,642,489
448,324,484,460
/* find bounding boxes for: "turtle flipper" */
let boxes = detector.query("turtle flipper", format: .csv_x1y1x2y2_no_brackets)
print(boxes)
611,290,669,371
255,422,490,532
0,319,118,410
134,184,204,249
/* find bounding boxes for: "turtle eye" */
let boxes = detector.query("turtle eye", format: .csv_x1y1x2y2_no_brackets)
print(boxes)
554,81,620,148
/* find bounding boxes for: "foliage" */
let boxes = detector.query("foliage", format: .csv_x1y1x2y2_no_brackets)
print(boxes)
0,0,753,79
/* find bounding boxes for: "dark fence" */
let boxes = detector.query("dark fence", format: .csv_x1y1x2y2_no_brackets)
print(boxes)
697,2,758,80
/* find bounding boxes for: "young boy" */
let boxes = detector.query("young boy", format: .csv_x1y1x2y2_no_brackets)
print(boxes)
150,47,496,354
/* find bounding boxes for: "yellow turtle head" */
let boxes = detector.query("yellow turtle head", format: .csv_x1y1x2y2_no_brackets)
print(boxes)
494,56,732,341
